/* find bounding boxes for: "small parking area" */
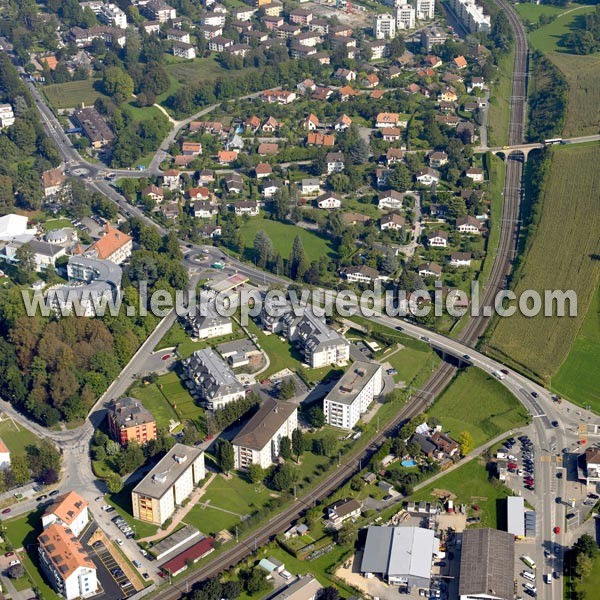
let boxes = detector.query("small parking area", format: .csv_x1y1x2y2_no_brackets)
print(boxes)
90,540,136,598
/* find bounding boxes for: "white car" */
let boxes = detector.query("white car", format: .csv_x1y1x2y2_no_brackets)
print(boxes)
102,505,111,511
116,539,123,546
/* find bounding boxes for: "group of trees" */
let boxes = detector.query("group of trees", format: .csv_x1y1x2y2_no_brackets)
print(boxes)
564,5,600,54
568,534,598,599
184,575,243,600
207,393,260,434
0,440,61,493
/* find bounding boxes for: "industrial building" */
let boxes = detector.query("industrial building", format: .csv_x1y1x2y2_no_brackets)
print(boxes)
506,496,525,539
361,526,438,588
458,528,515,600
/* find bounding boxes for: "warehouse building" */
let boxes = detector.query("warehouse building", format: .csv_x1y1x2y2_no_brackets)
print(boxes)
506,496,525,539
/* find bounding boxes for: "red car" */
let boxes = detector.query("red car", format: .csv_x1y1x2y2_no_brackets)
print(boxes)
1,508,11,515
554,526,561,534
508,462,517,469
4,551,14,558
161,354,171,361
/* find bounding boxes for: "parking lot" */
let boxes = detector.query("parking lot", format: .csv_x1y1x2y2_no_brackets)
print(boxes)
90,540,136,598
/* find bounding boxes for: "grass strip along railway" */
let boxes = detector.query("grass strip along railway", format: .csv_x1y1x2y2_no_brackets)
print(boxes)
152,3,531,596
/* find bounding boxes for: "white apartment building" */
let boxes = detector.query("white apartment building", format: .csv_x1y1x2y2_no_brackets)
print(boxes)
182,349,246,409
132,444,205,525
41,491,89,538
373,13,396,39
412,0,435,20
448,0,491,33
0,104,15,128
38,524,98,599
396,4,416,30
99,3,127,28
324,362,383,429
173,42,196,59
233,398,298,469
186,300,233,340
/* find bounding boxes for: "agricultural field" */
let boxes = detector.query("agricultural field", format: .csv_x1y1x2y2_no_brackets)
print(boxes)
488,144,600,382
239,217,336,263
43,79,109,109
409,458,512,529
552,286,600,411
428,367,529,448
548,52,600,137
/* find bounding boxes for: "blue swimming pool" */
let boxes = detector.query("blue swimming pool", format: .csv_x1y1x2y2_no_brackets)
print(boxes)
401,460,417,467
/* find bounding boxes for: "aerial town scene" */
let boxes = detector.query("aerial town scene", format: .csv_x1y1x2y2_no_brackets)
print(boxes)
0,0,598,599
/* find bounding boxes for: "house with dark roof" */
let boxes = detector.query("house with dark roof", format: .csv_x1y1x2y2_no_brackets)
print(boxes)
232,398,298,469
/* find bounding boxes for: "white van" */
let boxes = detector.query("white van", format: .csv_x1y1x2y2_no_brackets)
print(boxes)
544,574,552,584
524,583,537,594
522,570,536,581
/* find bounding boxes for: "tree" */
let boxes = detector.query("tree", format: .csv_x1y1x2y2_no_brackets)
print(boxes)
253,230,273,268
15,243,36,273
115,442,145,475
317,588,340,600
10,456,31,486
289,235,308,281
248,463,264,484
106,473,123,494
279,436,292,460
335,521,357,546
306,405,325,429
387,164,411,192
7,562,25,579
216,439,234,474
576,552,593,579
349,137,369,165
102,66,134,104
574,534,598,559
292,428,304,462
270,463,299,491
278,378,296,400
458,431,474,455
380,250,399,275
241,568,271,595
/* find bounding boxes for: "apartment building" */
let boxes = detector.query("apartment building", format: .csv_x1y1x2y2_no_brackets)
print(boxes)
373,14,396,39
85,224,132,264
233,398,298,469
283,307,350,368
186,300,233,340
0,103,15,128
396,4,416,30
182,349,246,409
447,0,491,32
324,362,383,429
41,491,89,538
38,524,98,599
132,444,205,525
98,3,127,28
412,0,435,20
107,396,157,447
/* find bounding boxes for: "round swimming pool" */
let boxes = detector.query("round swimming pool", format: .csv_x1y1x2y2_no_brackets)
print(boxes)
401,459,417,467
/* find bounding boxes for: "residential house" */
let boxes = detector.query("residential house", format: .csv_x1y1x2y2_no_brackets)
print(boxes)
188,187,210,202
72,106,114,148
416,167,440,186
307,132,335,147
430,431,459,456
361,73,380,88
450,252,472,267
198,169,215,185
334,68,356,82
208,36,233,52
317,192,342,209
301,178,321,195
380,213,405,231
264,15,284,30
261,90,296,104
187,300,233,340
327,499,362,525
145,0,176,22
382,127,402,141
386,148,404,165
412,433,436,458
232,398,298,469
417,262,442,278
172,41,196,59
42,168,68,199
41,491,89,537
378,190,404,210
337,85,358,102
440,86,458,102
301,113,320,130
217,150,238,164
297,79,316,94
454,55,468,69
456,215,482,234
424,54,442,68
182,141,202,156
0,439,10,469
225,172,244,194
289,8,313,24
466,167,484,182
467,76,486,93
375,168,391,188
193,201,217,219
167,29,190,44
427,230,448,248
258,142,279,156
142,184,164,202
334,114,352,131
262,116,281,132
340,265,382,284
162,169,181,189
261,179,283,199
234,201,259,216
375,112,400,128
255,163,272,179
325,152,345,174
429,151,448,168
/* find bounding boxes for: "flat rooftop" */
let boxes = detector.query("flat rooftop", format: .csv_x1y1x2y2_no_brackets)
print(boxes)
326,361,381,406
132,444,203,500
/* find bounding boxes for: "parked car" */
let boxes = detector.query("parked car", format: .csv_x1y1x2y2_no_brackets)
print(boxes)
49,489,60,497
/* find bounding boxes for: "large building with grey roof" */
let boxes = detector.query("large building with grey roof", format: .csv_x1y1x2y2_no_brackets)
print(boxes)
186,299,232,340
324,361,382,429
131,444,205,525
458,528,515,600
182,349,245,410
361,526,438,588
283,306,350,368
232,398,297,469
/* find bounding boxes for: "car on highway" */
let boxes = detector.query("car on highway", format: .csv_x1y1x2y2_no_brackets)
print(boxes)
501,368,509,375
395,326,403,331
1,508,11,514
462,354,471,360
530,391,539,398
420,336,430,342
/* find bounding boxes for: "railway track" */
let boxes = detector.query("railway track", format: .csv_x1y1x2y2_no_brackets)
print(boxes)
157,2,530,597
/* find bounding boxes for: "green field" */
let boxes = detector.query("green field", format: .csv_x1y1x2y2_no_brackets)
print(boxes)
43,79,109,109
488,46,515,146
548,52,600,137
528,5,596,53
129,381,180,430
515,2,571,22
552,286,600,410
43,218,73,231
489,144,600,382
428,367,529,448
409,458,512,529
568,551,600,599
385,345,439,386
0,419,41,457
239,218,336,263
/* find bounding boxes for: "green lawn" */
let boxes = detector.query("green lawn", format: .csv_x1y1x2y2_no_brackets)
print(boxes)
529,5,596,53
488,46,515,146
428,367,529,448
184,472,274,535
43,79,109,109
385,345,439,386
552,285,600,411
569,550,600,599
129,382,180,430
239,218,336,263
409,458,513,529
0,419,41,457
515,2,570,22
43,218,73,231
3,510,62,599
